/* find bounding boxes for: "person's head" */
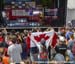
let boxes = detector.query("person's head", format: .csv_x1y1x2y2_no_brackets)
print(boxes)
54,53,65,62
46,27,52,31
17,38,22,44
41,38,45,46
59,36,66,44
23,30,28,35
59,27,65,32
12,36,17,44
70,34,74,40
32,28,41,32
66,28,72,32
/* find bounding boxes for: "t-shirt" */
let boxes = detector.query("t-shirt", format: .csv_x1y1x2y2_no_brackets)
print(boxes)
55,44,67,56
7,44,22,63
0,37,3,43
65,31,73,40
3,56,9,64
68,39,75,49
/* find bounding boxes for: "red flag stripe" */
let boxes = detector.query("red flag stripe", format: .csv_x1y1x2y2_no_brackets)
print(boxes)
51,33,58,48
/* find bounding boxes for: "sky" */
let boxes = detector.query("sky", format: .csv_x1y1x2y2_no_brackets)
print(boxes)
67,0,75,9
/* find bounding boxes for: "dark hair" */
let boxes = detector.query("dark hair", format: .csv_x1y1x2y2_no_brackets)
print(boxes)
17,39,22,44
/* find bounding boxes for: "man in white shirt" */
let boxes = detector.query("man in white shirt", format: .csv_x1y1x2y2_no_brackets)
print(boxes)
7,37,22,64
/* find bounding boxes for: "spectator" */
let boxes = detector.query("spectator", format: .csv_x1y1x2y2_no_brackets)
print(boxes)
69,43,75,61
38,39,48,64
58,28,66,36
0,28,75,64
21,37,28,63
7,36,22,64
0,33,8,48
0,32,3,46
2,50,9,64
7,37,13,46
55,36,67,57
1,36,8,48
68,34,75,50
30,29,39,63
65,28,73,41
54,53,65,61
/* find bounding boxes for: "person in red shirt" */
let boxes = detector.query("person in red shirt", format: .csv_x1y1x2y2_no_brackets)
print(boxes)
0,32,3,43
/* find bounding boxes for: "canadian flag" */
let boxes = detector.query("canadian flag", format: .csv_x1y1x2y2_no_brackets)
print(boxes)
26,30,58,50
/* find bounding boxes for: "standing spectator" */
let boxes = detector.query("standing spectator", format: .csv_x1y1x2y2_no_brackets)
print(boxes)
0,34,8,48
7,36,22,64
55,36,67,58
0,33,8,48
38,39,48,64
2,49,9,64
67,34,75,50
30,29,39,63
21,37,28,63
68,43,75,64
65,28,73,41
58,28,66,36
0,32,3,46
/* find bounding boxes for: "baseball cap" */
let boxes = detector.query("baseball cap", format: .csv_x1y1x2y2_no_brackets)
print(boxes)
59,36,65,42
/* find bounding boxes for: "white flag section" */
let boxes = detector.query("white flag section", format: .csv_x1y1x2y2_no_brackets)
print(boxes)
30,30,58,49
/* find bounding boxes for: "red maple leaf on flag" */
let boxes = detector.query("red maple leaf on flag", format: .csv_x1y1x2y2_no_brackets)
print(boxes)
34,34,49,42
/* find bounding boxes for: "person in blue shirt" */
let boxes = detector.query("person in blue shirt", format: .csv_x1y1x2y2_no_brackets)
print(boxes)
65,28,73,41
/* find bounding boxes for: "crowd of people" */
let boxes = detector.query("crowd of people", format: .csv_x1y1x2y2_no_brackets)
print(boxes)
0,28,75,64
